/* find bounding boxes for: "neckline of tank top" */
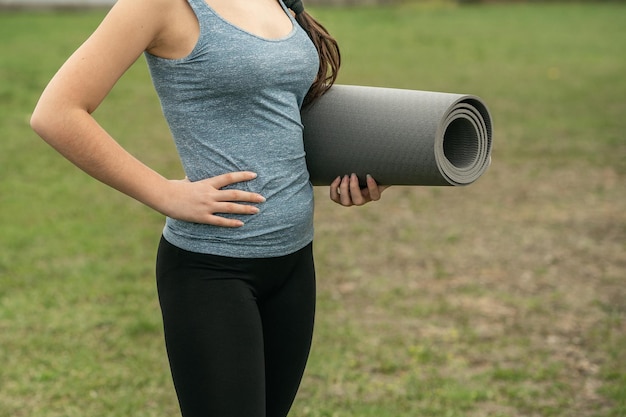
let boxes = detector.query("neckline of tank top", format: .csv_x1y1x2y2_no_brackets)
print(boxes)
200,0,298,43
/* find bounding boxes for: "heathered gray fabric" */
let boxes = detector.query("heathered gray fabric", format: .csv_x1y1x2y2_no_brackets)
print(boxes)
145,0,319,258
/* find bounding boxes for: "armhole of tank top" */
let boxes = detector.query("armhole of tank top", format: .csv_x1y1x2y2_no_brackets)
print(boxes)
184,0,205,45
144,0,205,62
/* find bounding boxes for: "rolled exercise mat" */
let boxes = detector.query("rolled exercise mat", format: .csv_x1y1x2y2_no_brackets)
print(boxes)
302,84,493,186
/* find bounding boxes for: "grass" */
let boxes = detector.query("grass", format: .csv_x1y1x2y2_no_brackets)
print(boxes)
1,2,625,417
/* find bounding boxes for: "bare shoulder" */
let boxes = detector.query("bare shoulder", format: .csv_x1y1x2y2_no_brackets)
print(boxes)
70,0,197,63
105,0,178,41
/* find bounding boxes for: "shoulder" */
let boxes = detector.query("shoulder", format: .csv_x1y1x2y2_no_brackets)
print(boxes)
99,0,190,50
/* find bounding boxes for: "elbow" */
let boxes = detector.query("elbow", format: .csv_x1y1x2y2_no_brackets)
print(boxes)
30,102,53,141
30,99,73,146
30,111,44,138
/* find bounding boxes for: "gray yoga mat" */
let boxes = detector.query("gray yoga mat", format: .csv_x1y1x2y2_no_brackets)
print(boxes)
302,84,493,186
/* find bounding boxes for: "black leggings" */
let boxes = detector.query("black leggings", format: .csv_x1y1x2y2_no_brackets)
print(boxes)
155,237,316,417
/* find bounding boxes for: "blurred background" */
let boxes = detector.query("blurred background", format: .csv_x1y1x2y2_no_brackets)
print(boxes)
1,1,624,416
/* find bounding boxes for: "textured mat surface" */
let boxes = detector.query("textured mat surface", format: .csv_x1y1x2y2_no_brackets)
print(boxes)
302,85,493,186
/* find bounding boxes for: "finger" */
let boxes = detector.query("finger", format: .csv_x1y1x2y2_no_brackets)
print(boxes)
201,202,261,227
213,201,261,215
218,189,266,204
339,175,353,206
366,174,381,201
205,214,245,228
349,173,367,206
207,171,258,190
329,176,341,202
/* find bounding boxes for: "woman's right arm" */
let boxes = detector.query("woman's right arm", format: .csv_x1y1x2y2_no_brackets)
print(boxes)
30,0,264,227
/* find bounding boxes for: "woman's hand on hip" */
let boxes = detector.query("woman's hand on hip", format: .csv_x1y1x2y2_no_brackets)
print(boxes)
162,172,265,227
330,174,389,207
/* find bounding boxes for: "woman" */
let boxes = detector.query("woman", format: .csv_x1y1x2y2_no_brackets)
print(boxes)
31,0,386,415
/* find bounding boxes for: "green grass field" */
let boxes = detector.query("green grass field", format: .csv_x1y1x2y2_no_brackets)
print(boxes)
1,2,625,416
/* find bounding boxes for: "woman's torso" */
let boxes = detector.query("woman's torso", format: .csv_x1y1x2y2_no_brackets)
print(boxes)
145,0,319,258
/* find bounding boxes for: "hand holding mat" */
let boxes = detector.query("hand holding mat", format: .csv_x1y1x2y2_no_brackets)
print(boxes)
302,85,493,186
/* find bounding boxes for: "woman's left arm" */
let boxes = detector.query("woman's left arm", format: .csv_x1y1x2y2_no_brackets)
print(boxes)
329,174,389,207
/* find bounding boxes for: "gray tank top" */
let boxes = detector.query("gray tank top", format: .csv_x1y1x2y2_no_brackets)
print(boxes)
145,0,319,257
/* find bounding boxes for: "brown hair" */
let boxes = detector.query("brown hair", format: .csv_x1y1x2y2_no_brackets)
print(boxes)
294,11,341,107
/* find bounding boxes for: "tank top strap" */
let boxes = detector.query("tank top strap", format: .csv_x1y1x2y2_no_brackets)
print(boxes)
277,0,298,24
185,0,211,19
